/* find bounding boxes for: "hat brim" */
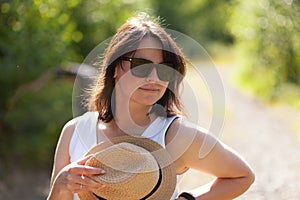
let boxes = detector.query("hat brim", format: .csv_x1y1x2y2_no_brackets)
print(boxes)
78,135,176,200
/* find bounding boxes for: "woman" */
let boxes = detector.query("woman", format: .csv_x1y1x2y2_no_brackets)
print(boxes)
48,14,254,200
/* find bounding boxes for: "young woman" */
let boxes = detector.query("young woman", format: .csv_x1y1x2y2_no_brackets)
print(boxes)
47,14,254,200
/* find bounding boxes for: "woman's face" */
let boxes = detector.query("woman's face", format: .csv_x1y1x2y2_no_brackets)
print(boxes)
114,37,169,107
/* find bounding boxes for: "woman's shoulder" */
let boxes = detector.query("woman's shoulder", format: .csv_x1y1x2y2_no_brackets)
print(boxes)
60,112,98,139
67,111,98,126
165,117,208,173
168,117,208,135
59,117,80,142
166,117,210,156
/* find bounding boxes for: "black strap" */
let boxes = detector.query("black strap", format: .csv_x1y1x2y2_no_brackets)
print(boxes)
140,167,162,200
178,192,196,200
93,193,106,200
93,167,162,200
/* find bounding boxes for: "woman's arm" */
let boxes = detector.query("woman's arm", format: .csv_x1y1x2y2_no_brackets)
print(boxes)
47,119,105,200
166,118,255,200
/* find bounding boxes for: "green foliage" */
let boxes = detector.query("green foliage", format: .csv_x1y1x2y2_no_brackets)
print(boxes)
3,78,73,167
229,0,300,104
72,0,152,57
151,0,234,49
0,0,82,168
0,0,81,118
0,0,150,168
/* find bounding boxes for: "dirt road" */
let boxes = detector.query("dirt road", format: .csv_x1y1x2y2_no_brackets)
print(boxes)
180,65,300,199
222,67,300,199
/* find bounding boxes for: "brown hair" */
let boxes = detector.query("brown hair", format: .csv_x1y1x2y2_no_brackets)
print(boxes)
88,13,187,122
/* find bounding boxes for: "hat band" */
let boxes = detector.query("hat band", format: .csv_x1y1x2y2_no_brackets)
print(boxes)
141,167,162,200
92,194,105,200
92,167,162,200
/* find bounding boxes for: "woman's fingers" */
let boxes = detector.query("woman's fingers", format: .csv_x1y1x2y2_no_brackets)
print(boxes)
69,155,105,176
69,164,105,176
66,173,105,193
77,154,94,165
55,155,106,194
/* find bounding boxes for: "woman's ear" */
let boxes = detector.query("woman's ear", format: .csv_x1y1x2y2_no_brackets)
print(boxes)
113,69,118,78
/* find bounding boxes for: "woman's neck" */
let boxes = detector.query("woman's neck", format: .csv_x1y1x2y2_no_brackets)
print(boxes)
118,102,149,120
114,100,156,135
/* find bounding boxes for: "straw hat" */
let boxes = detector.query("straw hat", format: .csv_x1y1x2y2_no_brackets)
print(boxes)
78,135,176,200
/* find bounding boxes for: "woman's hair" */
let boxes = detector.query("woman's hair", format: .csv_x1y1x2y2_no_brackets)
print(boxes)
88,13,187,122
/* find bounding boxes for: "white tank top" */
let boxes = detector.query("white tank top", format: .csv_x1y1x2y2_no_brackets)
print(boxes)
69,111,183,200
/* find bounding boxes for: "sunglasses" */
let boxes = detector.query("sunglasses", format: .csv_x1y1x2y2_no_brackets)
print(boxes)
121,57,176,81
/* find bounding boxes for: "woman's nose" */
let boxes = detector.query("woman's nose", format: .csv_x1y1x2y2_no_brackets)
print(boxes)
146,67,160,81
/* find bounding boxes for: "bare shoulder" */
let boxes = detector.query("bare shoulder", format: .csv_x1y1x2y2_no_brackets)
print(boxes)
57,116,82,149
165,117,208,173
61,118,78,138
50,116,81,184
166,117,208,149
55,115,85,160
166,117,253,177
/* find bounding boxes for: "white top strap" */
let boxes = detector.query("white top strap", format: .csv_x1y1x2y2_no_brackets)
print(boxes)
142,115,178,148
69,112,98,162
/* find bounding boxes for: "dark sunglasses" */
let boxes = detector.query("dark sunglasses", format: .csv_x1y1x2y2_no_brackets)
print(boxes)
121,57,176,81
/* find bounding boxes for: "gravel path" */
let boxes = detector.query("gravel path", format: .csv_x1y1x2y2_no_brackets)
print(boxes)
221,67,300,199
180,65,300,199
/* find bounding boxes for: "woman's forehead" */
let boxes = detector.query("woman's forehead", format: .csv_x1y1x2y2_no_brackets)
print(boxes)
137,37,162,49
133,48,163,62
131,38,163,60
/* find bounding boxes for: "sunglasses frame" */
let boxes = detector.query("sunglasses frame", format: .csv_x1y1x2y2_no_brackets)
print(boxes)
121,57,176,82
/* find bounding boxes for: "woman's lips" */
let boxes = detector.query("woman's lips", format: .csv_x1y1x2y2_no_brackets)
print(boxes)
139,87,159,92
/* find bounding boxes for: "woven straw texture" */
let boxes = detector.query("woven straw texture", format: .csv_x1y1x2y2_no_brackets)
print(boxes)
78,135,176,200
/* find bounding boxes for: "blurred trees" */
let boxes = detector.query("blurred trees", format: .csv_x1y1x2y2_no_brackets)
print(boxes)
0,0,80,113
70,0,152,57
229,0,300,105
0,0,80,167
152,0,234,48
0,0,149,168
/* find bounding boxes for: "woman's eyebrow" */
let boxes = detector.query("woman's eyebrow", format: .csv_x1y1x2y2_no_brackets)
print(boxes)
133,57,167,64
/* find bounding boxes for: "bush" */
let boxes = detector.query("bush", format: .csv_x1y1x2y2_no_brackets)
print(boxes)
152,0,235,50
3,77,73,168
229,0,300,104
0,0,150,168
0,0,82,169
0,0,81,108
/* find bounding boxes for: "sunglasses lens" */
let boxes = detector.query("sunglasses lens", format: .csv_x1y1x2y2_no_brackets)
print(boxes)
131,58,152,67
131,64,153,78
130,58,153,78
125,57,176,81
157,63,175,81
